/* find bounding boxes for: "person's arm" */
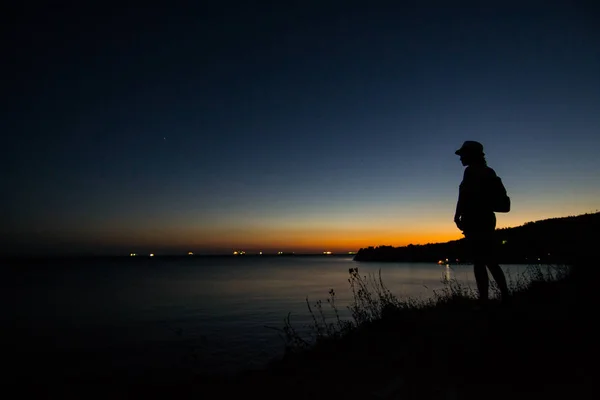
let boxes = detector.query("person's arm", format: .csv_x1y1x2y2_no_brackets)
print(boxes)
454,168,469,230
454,196,464,230
454,200,462,224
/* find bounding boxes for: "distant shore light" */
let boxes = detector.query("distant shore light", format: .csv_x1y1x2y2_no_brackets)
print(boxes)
149,253,154,257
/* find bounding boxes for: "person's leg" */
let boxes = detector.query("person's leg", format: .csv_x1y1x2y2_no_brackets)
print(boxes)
473,262,489,301
480,222,510,302
468,233,489,301
487,263,510,301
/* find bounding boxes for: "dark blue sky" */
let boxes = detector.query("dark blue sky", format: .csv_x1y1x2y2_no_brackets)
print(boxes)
3,2,600,255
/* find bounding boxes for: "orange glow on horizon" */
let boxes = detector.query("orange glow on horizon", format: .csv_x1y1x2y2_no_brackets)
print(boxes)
43,207,600,254
180,227,464,253
68,224,463,253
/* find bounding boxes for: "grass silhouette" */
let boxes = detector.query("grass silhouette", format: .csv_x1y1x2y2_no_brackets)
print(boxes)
219,262,594,399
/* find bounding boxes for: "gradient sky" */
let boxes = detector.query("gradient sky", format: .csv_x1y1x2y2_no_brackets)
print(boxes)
2,2,600,255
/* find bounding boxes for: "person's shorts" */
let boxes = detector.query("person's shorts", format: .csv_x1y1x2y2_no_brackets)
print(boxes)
462,212,496,233
465,231,497,264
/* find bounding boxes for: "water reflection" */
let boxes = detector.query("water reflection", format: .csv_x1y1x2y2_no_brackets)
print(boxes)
5,257,531,375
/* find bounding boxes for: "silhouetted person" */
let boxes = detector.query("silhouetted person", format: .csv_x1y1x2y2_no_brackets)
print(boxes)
454,141,510,304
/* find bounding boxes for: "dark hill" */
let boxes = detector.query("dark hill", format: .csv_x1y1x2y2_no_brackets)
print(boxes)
354,212,600,263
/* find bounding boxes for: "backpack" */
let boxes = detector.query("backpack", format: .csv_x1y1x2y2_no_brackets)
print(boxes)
489,175,511,213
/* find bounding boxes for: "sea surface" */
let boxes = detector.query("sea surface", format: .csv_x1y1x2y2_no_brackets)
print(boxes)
2,256,530,381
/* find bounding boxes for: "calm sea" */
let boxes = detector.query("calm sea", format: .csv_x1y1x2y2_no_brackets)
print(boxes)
2,256,529,382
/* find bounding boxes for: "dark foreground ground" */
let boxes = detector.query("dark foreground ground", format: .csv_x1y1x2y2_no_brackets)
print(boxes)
12,262,599,399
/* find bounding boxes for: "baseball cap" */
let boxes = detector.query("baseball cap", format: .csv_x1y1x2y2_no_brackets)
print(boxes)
455,141,484,156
